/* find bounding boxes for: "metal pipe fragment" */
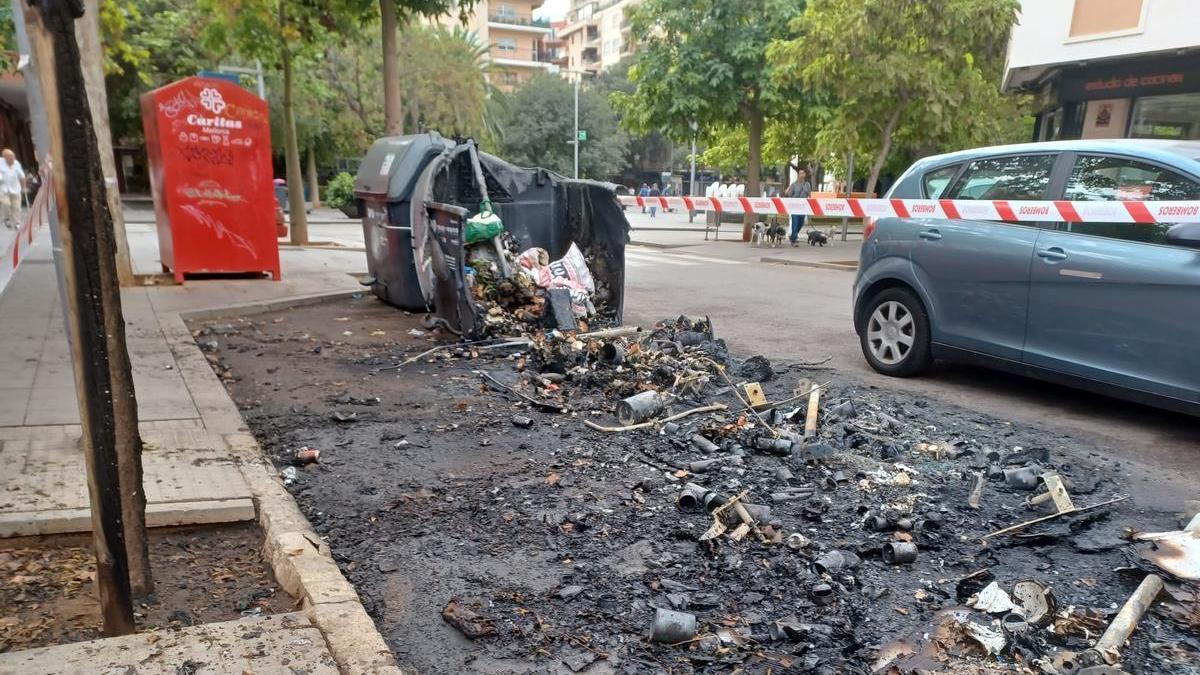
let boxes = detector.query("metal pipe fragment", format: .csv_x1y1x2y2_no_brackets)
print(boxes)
1090,574,1164,659
690,434,720,454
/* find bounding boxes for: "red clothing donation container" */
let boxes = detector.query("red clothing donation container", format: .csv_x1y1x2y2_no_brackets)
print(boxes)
141,76,280,283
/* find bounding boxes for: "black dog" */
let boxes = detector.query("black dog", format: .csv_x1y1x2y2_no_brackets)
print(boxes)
807,229,828,247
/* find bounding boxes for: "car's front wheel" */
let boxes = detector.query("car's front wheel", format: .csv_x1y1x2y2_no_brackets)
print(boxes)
859,287,932,377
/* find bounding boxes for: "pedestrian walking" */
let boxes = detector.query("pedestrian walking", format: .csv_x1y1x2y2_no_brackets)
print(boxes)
663,183,674,212
785,169,812,246
638,183,650,213
648,182,660,218
0,149,27,230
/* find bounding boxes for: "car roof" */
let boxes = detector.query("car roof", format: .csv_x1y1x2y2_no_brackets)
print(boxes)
915,139,1200,168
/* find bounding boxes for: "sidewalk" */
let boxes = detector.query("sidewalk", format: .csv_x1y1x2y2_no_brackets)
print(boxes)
626,210,865,269
0,226,396,671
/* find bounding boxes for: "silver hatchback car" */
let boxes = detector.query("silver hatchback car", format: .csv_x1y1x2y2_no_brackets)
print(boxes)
853,139,1200,415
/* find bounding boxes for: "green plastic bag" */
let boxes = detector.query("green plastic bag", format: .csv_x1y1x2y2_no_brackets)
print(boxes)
465,200,504,244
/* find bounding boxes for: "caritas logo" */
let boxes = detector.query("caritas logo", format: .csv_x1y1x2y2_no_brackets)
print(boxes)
187,86,243,129
200,87,226,114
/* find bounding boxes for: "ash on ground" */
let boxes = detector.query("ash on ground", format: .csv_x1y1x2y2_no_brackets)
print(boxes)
193,298,1199,675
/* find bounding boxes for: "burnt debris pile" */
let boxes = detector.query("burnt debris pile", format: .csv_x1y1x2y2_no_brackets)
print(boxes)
370,317,1200,675
256,309,1200,675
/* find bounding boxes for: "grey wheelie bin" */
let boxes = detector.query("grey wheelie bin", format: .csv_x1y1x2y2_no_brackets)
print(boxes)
354,133,455,309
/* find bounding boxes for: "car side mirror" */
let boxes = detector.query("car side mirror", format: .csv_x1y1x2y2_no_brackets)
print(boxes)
1165,222,1200,249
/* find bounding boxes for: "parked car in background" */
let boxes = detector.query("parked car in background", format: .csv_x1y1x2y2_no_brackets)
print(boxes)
853,139,1200,415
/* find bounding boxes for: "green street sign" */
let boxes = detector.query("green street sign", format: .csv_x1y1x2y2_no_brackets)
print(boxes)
577,130,588,141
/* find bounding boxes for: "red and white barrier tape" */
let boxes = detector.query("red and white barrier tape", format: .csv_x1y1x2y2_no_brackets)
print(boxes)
619,195,1200,224
0,175,54,297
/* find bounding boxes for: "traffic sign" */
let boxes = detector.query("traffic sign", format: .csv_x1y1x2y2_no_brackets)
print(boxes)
577,130,588,141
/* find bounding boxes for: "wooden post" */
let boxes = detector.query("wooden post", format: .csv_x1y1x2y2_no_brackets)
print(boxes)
75,0,151,595
75,0,133,287
23,0,140,634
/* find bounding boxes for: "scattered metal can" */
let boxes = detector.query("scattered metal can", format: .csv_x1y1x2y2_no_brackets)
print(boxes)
649,608,698,644
810,583,835,606
786,533,810,550
775,466,795,481
617,391,665,426
677,483,711,512
599,342,626,365
691,434,720,454
294,446,320,464
828,400,858,420
1004,467,1039,491
1002,612,1030,635
865,515,891,532
511,414,534,429
882,542,919,564
895,518,914,532
814,550,847,575
754,436,793,455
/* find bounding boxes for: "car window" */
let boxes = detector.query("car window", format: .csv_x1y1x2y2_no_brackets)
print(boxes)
1060,154,1200,245
946,154,1056,201
922,164,959,198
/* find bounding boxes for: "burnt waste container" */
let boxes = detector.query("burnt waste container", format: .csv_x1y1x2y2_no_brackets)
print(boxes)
354,133,456,309
355,133,628,337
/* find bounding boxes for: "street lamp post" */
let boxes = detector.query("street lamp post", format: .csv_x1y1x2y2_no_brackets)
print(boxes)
689,120,698,196
573,76,580,179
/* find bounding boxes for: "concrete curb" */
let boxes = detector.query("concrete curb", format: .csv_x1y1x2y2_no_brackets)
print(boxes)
168,292,405,674
760,256,859,272
180,289,367,323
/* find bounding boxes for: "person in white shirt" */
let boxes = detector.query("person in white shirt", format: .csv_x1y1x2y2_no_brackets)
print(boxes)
0,149,26,229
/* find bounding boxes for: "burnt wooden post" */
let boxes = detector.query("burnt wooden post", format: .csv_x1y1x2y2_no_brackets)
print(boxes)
22,0,148,634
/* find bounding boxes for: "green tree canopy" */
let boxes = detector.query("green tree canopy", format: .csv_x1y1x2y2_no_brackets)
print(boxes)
496,73,628,180
770,0,1022,194
614,0,806,235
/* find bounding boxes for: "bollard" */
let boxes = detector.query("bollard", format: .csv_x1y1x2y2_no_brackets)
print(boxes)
617,391,665,426
649,608,698,643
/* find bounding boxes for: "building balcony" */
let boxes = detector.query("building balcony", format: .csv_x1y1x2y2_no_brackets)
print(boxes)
491,47,557,69
488,14,553,33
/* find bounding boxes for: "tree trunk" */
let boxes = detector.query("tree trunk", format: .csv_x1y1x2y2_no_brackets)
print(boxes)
381,0,403,135
281,41,308,245
742,105,764,242
77,0,151,596
866,105,904,196
306,147,321,209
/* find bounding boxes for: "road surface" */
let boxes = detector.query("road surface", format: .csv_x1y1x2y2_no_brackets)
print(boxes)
619,212,1199,512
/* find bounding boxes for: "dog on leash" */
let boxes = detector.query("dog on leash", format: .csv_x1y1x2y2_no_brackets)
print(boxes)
807,229,828,247
765,221,787,247
750,222,766,245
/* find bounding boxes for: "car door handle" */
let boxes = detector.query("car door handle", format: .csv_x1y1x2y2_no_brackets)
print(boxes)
919,229,942,241
1037,247,1068,261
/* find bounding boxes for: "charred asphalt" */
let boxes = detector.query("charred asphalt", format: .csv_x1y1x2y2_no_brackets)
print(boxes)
192,296,1199,675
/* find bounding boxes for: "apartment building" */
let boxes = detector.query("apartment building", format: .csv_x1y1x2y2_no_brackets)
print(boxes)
445,0,557,91
1003,0,1200,140
557,0,639,79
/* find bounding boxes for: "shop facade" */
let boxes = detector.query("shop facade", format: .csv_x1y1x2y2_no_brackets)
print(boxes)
1004,0,1200,142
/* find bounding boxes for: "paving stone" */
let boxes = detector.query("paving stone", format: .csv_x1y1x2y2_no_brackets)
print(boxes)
0,612,339,675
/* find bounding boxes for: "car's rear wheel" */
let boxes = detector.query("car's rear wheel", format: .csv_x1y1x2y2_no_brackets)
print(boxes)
860,288,932,377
